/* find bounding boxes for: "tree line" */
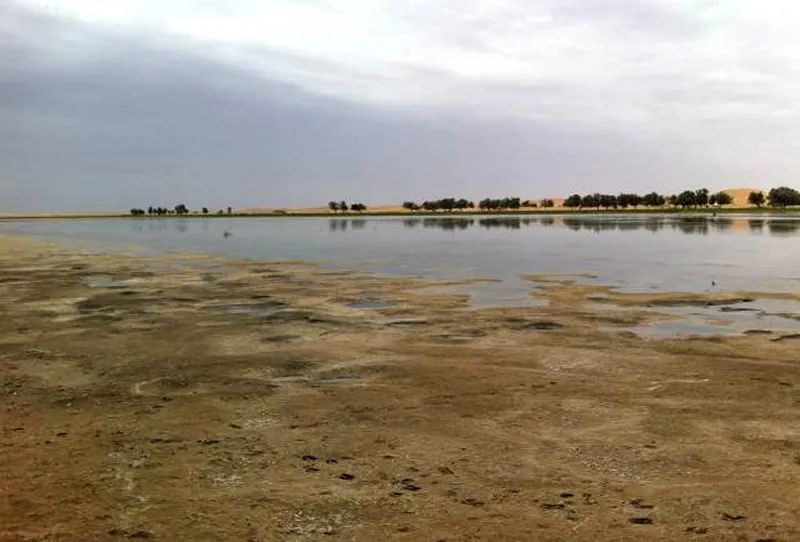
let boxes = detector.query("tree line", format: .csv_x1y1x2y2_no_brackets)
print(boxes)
399,187,799,213
563,187,799,209
402,197,555,211
130,205,234,216
328,201,367,212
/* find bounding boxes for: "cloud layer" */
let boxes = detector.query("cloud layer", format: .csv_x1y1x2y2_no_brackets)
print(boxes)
2,0,799,211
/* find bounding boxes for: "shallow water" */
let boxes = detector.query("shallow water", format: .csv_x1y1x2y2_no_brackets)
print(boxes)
3,214,800,311
598,298,800,337
348,300,396,309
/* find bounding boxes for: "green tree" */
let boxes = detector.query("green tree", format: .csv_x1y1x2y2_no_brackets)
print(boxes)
748,191,765,207
710,192,732,206
675,191,696,208
767,187,800,207
599,194,618,209
563,194,582,208
695,188,710,207
581,194,599,209
642,192,665,207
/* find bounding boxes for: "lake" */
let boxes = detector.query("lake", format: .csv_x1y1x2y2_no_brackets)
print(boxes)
2,213,800,334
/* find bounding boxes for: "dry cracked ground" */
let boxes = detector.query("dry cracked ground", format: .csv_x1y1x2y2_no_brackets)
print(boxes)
1,234,800,541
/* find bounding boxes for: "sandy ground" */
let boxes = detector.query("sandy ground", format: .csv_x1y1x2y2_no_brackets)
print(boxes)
1,234,799,541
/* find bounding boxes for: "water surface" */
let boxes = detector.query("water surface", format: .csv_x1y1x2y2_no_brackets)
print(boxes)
3,214,800,332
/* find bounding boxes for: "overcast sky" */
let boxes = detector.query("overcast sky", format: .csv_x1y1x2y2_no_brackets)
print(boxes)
2,0,799,211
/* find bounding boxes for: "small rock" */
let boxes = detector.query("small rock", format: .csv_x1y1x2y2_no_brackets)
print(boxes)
338,473,355,481
560,492,574,498
301,455,317,462
629,517,653,525
721,513,745,522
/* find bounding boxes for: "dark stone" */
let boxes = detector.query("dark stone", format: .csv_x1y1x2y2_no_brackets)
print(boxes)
721,513,746,522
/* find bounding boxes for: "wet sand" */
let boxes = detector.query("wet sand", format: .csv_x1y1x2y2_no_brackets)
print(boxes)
1,234,799,541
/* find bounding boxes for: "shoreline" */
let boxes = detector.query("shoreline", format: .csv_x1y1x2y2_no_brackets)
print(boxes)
2,234,800,539
2,206,799,220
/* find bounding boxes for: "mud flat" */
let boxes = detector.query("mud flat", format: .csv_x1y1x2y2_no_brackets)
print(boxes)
1,234,800,541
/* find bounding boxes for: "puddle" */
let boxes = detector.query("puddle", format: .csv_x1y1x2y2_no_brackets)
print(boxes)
316,375,362,384
416,282,548,309
601,297,800,337
84,276,134,289
207,301,284,316
348,299,396,309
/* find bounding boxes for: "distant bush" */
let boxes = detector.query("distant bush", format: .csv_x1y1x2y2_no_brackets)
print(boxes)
768,186,800,207
478,198,520,210
709,192,733,205
748,191,765,207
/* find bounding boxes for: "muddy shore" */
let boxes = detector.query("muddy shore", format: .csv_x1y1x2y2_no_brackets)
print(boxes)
1,234,799,541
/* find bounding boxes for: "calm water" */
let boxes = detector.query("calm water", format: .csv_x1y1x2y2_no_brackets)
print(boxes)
2,214,800,334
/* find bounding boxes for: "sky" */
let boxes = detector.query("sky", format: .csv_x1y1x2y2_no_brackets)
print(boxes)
2,0,800,211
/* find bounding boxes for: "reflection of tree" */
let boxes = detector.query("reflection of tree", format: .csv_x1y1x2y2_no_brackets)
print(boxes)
617,221,644,232
643,218,664,233
479,218,520,229
424,218,474,230
673,217,708,235
748,219,765,233
712,217,733,231
768,220,800,235
328,219,348,232
337,214,799,237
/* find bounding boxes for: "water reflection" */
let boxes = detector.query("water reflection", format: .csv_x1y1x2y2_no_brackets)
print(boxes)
386,214,800,236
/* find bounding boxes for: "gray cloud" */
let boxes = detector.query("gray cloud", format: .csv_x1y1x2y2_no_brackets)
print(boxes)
0,1,794,211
